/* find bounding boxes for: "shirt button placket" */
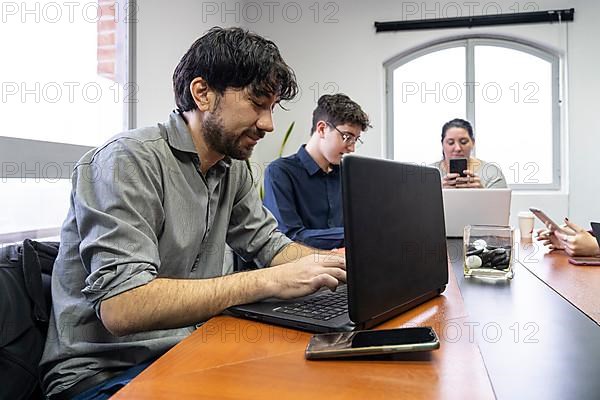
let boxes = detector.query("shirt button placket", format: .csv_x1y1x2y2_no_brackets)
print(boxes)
191,254,200,272
327,178,334,226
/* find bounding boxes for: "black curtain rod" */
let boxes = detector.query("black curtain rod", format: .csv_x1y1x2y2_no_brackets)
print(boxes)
375,8,574,32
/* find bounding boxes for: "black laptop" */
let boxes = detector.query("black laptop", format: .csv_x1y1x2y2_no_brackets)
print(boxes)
228,155,449,333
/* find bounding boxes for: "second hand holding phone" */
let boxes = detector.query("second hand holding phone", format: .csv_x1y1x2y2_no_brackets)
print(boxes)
529,207,568,234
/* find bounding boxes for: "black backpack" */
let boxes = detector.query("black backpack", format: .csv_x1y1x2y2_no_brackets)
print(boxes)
0,239,59,400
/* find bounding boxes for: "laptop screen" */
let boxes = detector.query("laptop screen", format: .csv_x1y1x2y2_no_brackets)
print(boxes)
341,156,449,324
442,189,512,237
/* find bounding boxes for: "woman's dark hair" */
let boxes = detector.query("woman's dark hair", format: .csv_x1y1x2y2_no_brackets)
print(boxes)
441,118,475,142
310,93,371,134
173,27,298,112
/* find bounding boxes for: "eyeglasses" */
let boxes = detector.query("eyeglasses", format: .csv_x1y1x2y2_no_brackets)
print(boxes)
327,122,363,147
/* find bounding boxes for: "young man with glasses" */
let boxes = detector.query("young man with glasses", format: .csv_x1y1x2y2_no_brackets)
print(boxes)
263,94,370,250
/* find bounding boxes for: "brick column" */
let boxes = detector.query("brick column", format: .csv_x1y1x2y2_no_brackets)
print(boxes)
97,0,116,81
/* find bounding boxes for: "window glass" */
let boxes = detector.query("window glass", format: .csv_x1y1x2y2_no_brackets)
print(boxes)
0,1,126,146
389,39,558,188
474,45,553,185
393,47,466,165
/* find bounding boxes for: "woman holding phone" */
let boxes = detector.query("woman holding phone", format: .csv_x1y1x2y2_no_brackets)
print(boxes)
537,218,600,257
430,118,507,189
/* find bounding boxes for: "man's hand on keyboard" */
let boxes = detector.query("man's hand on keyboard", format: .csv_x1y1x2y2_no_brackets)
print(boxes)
264,254,346,300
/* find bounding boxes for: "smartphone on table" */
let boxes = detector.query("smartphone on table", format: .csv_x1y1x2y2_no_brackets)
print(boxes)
529,207,568,234
568,257,600,266
305,327,439,360
449,158,468,177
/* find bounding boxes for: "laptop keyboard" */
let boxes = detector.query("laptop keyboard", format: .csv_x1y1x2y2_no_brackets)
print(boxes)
274,286,348,321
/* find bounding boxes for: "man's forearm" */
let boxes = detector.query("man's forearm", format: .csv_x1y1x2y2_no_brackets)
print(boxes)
269,242,332,266
100,269,275,337
100,243,345,337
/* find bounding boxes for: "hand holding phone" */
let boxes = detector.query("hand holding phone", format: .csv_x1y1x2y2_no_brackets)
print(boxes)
529,207,568,234
305,327,440,360
449,158,468,177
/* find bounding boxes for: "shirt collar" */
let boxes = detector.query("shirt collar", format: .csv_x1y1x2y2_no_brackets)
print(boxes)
164,110,232,170
297,145,321,176
297,145,339,176
164,110,196,153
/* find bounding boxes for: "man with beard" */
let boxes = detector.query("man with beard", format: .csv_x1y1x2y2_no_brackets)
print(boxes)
40,27,346,400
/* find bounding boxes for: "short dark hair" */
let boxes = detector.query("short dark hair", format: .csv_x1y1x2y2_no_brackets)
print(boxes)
441,118,474,142
310,94,371,134
173,27,298,112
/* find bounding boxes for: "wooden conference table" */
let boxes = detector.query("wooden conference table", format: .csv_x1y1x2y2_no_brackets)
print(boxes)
113,240,600,400
517,240,600,324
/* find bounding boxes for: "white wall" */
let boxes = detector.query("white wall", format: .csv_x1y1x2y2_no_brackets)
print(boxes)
135,0,236,128
565,0,600,226
135,0,600,229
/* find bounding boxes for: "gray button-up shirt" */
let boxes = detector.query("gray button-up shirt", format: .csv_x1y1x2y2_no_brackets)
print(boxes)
40,112,291,396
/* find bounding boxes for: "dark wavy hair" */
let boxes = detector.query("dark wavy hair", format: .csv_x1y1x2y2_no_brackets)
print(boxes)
310,94,371,134
441,118,474,142
173,27,298,112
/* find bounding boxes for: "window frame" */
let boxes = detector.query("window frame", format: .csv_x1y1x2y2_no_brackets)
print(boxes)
0,0,137,180
384,34,561,190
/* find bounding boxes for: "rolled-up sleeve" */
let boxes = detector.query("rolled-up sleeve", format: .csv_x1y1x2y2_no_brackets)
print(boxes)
74,139,165,316
226,165,292,267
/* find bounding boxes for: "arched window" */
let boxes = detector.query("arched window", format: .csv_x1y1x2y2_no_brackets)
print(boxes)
385,36,560,189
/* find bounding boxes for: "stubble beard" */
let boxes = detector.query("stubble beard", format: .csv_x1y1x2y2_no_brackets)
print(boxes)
202,113,255,160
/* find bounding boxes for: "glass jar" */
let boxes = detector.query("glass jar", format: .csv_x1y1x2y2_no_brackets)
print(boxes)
464,225,514,279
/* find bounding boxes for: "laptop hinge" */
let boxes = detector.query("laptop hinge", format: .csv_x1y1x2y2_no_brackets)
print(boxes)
360,290,440,330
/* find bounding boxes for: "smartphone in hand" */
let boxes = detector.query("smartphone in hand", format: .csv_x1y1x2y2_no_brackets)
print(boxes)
449,158,467,177
529,207,568,234
305,327,439,360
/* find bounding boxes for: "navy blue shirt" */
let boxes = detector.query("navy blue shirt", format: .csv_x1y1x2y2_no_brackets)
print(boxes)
263,145,344,250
